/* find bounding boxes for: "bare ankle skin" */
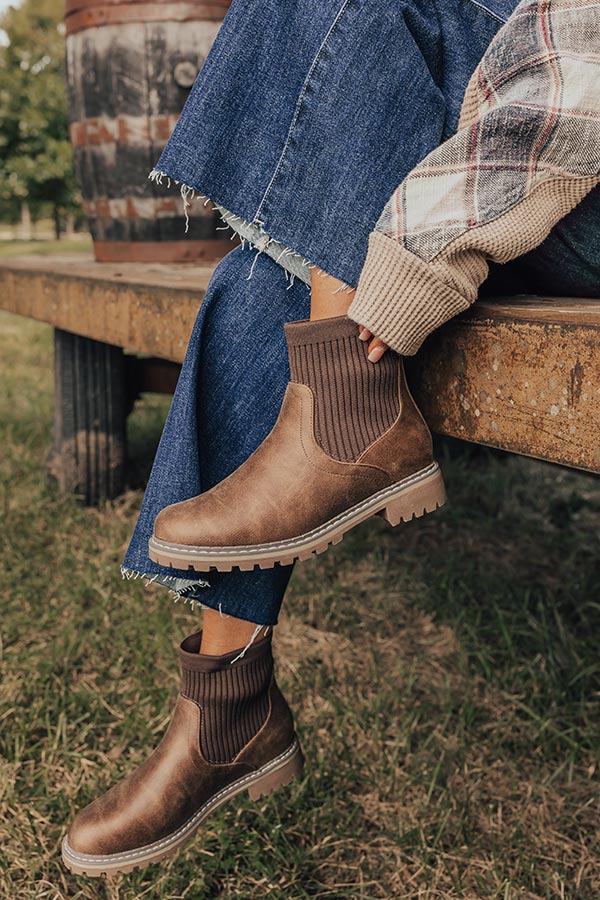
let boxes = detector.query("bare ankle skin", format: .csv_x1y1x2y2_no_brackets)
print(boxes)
310,267,388,362
199,607,270,655
310,267,356,320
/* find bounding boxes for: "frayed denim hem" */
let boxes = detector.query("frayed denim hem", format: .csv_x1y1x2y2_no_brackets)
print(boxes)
148,167,355,295
122,561,270,659
120,565,274,648
121,565,210,611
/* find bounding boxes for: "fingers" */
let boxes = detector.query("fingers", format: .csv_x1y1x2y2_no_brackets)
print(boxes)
358,324,389,363
367,339,388,362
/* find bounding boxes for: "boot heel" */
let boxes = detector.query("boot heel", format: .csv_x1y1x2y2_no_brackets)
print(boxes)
379,467,447,527
248,741,304,801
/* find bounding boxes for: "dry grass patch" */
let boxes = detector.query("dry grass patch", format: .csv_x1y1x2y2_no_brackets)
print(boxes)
1,312,599,899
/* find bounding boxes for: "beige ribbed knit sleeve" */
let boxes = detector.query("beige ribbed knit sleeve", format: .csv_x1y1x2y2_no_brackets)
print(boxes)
347,0,600,356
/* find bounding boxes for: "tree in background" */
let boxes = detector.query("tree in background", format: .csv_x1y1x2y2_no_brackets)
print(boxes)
0,0,81,238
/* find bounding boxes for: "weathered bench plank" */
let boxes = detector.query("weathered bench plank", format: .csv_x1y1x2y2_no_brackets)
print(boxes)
0,254,213,363
408,308,600,473
1,254,599,474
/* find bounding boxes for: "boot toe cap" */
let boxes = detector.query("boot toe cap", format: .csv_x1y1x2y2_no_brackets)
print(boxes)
154,499,200,545
67,801,110,856
154,496,249,547
66,793,152,858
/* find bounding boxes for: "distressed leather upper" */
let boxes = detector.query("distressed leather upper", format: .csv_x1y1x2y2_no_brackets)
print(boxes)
154,362,432,549
67,681,295,856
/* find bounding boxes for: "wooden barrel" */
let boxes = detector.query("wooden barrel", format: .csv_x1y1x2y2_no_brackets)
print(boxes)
65,0,233,263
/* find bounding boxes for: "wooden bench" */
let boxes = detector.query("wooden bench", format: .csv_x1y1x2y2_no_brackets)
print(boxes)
2,253,599,501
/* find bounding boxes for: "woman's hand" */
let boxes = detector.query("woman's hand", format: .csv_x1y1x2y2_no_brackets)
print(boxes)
358,325,389,363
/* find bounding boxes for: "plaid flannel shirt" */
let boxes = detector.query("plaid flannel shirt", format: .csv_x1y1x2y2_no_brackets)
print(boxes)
348,0,600,355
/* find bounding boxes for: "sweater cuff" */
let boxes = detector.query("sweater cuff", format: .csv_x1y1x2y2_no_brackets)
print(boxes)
347,231,471,356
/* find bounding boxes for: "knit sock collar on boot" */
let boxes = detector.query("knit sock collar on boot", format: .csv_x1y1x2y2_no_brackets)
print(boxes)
180,628,273,671
283,314,400,462
284,313,358,344
179,629,274,764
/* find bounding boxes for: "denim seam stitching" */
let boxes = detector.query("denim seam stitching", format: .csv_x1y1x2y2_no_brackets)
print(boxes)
467,0,509,24
252,0,356,225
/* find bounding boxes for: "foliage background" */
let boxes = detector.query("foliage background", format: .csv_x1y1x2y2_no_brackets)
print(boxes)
0,0,81,234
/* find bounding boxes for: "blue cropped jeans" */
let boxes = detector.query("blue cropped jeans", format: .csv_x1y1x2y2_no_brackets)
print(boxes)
123,0,600,626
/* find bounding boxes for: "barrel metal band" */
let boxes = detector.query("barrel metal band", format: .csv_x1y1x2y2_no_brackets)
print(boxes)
65,2,231,34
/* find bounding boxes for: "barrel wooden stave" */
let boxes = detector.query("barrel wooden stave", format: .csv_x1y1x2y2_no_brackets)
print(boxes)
65,5,231,261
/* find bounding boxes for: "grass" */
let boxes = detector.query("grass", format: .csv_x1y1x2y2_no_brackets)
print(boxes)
0,236,93,258
1,311,599,899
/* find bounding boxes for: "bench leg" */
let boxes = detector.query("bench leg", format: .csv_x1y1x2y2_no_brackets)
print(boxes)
50,329,127,505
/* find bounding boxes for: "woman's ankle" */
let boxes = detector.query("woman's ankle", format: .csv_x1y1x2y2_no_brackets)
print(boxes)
310,267,356,320
199,607,271,656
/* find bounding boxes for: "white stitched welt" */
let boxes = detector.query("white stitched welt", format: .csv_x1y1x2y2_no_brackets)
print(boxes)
152,463,439,557
64,739,299,864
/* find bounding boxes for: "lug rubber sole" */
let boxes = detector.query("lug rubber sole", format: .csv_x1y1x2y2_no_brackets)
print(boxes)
61,737,303,877
148,462,447,572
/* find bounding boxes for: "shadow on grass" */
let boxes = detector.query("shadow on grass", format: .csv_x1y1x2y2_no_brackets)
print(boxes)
2,312,599,899
125,393,172,490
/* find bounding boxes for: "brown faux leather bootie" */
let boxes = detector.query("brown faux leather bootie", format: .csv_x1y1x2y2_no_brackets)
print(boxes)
149,315,446,572
62,629,302,877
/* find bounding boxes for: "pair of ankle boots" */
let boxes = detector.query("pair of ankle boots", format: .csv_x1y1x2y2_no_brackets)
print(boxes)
62,314,445,875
